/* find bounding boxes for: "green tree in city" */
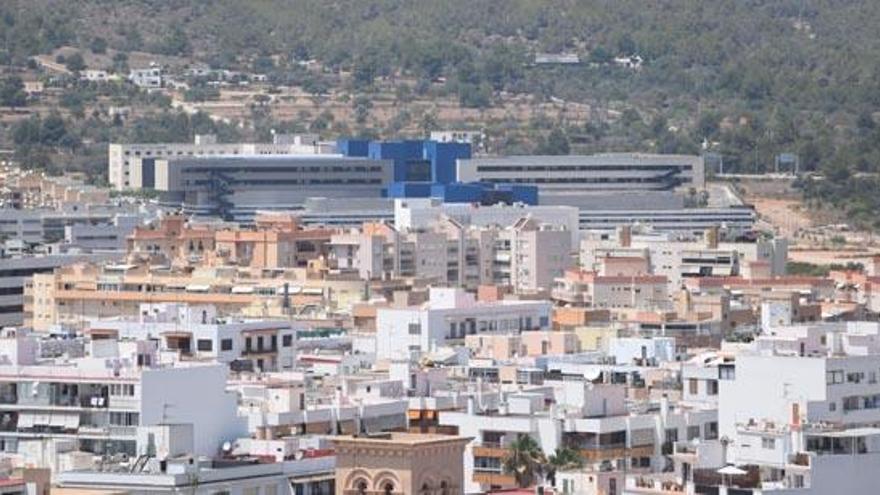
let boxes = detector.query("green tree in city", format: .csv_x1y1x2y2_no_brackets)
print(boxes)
503,434,547,488
546,446,584,485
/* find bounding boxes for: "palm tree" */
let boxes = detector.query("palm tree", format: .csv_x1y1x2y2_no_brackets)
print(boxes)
503,434,547,488
547,446,584,485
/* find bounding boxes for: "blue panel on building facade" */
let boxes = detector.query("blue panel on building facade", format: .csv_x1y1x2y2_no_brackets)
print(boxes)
350,139,472,184
336,139,370,157
368,140,429,182
386,182,433,198
424,141,472,185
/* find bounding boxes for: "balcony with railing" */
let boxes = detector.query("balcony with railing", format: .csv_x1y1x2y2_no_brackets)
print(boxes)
0,391,16,405
243,344,279,355
472,448,516,486
472,441,508,459
788,452,810,467
692,465,760,490
626,474,686,494
564,432,654,462
551,286,590,305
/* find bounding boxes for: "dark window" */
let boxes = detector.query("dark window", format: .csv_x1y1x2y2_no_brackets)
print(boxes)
282,335,293,347
220,339,233,351
197,339,212,352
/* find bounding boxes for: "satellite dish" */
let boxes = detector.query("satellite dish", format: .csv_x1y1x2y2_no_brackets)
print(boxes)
294,450,305,460
221,441,232,453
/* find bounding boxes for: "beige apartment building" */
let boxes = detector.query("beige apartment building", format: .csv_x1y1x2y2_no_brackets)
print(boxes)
465,329,581,360
128,214,334,269
329,216,572,293
504,216,574,293
3,171,110,209
24,262,366,331
552,268,669,310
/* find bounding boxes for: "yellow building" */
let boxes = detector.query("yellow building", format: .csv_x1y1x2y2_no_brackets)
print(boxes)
24,262,366,331
573,325,620,352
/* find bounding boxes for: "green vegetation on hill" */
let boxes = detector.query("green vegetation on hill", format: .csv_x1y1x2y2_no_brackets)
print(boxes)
2,0,880,217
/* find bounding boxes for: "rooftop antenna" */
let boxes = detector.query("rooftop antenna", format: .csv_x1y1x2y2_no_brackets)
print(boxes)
161,402,175,423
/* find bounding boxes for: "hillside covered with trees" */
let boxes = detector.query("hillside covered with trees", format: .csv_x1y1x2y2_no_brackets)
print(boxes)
2,0,880,225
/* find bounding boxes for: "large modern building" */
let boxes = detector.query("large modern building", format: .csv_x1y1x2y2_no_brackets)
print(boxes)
577,206,756,235
457,153,705,193
338,138,472,184
0,208,147,245
147,154,393,221
108,133,334,190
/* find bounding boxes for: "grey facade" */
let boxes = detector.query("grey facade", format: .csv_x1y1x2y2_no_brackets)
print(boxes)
457,153,705,192
108,134,331,190
578,207,755,235
152,155,393,221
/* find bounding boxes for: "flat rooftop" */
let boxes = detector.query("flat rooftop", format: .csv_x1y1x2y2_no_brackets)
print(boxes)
331,432,470,446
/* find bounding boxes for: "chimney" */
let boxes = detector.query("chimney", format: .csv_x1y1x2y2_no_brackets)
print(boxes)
659,395,669,424
618,225,632,248
705,227,719,249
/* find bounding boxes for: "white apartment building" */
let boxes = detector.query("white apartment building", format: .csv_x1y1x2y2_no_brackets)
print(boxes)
234,377,408,441
88,304,303,372
581,228,788,290
0,329,246,470
608,336,676,365
680,351,731,410
375,288,552,361
699,322,880,494
394,198,580,246
55,423,335,495
439,379,717,494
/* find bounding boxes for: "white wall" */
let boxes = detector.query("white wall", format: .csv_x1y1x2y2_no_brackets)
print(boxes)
139,365,246,457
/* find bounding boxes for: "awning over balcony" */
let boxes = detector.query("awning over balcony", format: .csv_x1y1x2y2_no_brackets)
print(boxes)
50,413,80,429
18,412,80,429
17,413,34,428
